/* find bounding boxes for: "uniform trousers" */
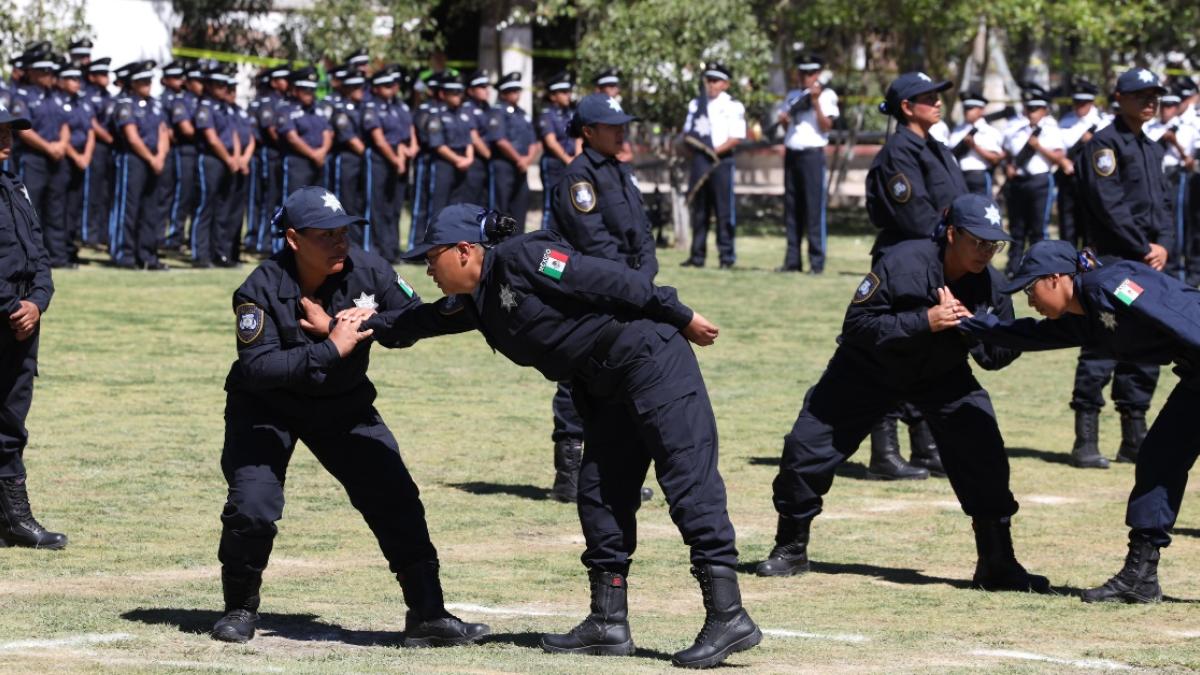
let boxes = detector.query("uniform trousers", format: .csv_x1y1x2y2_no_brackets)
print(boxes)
465,157,489,209
220,167,248,264
242,154,266,255
1004,173,1053,277
1056,167,1085,248
771,350,1019,522
782,148,827,272
166,146,198,250
1127,380,1200,547
1072,347,1159,414
366,152,406,263
571,324,738,573
963,169,993,197
19,153,70,267
540,156,568,230
686,155,736,266
489,159,529,232
60,158,86,259
114,154,163,267
552,382,585,443
408,153,432,251
1165,167,1189,281
0,326,38,479
428,154,471,230
192,154,230,265
87,143,113,246
218,390,437,580
335,151,366,248
1188,175,1200,287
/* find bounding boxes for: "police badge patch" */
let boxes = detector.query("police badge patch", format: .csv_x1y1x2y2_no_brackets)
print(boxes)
570,181,596,212
886,174,912,204
851,273,881,304
235,303,265,344
1093,148,1116,177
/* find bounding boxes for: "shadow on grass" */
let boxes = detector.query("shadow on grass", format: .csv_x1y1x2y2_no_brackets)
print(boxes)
1006,446,1075,466
478,631,674,662
121,607,399,646
747,456,882,481
449,482,552,501
1173,527,1200,538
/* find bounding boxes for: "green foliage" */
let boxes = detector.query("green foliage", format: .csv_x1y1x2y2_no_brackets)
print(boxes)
281,0,442,66
170,0,274,53
0,0,91,72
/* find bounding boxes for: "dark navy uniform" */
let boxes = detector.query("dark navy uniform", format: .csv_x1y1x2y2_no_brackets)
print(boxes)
85,70,115,247
426,100,474,225
258,88,288,243
278,99,331,200
112,88,167,268
165,87,198,249
486,97,536,226
222,102,255,263
60,86,94,258
11,84,70,266
1072,112,1172,421
363,95,412,262
537,102,576,229
193,95,236,266
332,98,367,232
462,96,492,207
408,89,441,250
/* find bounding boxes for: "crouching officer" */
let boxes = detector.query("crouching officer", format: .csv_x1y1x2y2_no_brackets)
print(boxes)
545,93,657,503
962,240,1200,603
212,186,490,646
0,106,66,549
368,205,761,669
756,195,1050,596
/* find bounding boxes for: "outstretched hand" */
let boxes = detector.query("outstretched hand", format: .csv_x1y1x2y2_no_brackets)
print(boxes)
683,312,720,346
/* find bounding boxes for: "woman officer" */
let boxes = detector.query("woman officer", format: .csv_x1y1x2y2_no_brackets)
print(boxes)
961,239,1200,604
863,72,970,480
755,194,1050,596
211,186,489,647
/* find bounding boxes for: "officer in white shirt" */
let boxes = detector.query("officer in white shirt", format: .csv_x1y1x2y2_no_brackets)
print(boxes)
1145,87,1196,281
1176,76,1199,131
1001,84,1066,277
681,62,747,269
947,92,1003,196
776,54,838,273
1056,80,1107,247
1175,77,1200,285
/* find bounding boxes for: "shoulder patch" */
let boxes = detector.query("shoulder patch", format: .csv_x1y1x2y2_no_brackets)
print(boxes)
538,249,570,280
397,274,414,298
852,273,881,304
1112,278,1143,305
235,303,265,344
1093,148,1116,177
886,174,912,204
569,181,596,212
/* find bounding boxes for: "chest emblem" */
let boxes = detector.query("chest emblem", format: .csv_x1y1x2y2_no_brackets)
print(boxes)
499,284,518,311
886,173,912,203
235,303,265,344
852,272,880,304
1093,148,1116,177
692,114,711,138
353,292,378,309
1099,311,1118,331
1112,278,1143,306
570,181,596,213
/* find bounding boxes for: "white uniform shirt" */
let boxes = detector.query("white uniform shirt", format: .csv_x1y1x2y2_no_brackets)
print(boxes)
947,119,1003,172
782,87,839,150
929,120,950,146
1145,118,1196,169
1058,106,1109,155
684,91,746,149
1003,117,1064,176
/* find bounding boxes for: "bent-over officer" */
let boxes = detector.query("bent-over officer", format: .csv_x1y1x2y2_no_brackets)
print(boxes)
212,186,489,647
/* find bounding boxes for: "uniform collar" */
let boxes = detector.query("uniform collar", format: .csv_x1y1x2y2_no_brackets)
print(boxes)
277,249,357,299
583,145,615,166
1112,116,1141,142
471,247,498,310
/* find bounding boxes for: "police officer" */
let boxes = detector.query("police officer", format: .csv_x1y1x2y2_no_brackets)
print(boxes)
1056,80,1106,249
409,72,441,248
161,61,197,252
463,70,493,207
362,70,414,262
538,71,578,229
864,71,967,479
192,67,241,268
681,63,745,268
487,72,538,229
1069,68,1173,469
1145,87,1196,281
0,104,67,550
10,54,71,268
963,239,1200,604
259,65,292,236
378,204,760,668
111,61,170,270
278,68,332,206
211,186,489,646
105,62,136,254
426,74,474,222
222,75,256,266
591,68,634,163
1002,84,1066,277
84,58,114,249
55,64,94,263
756,194,1049,597
67,38,92,67
777,54,838,273
331,70,368,237
541,94,657,503
948,92,1003,196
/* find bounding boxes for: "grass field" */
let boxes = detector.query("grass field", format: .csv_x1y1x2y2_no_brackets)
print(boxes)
4,227,1200,674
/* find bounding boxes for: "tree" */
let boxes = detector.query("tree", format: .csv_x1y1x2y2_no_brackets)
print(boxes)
170,0,274,54
281,0,441,67
1,0,91,71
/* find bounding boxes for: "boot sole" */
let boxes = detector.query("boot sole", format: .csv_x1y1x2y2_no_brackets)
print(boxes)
755,562,810,577
1081,591,1162,604
0,537,67,550
971,574,1052,594
671,627,763,669
541,638,636,656
403,631,491,648
211,628,254,643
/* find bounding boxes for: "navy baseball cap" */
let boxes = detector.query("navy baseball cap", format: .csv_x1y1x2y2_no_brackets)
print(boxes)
401,204,491,261
1116,68,1167,94
0,102,32,130
880,72,952,115
1001,240,1080,293
947,193,1012,242
573,93,638,126
275,186,365,233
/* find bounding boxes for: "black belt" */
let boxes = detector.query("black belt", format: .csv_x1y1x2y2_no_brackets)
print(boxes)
590,320,626,363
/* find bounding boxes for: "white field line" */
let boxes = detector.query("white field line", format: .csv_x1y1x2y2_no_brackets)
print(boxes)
14,650,286,673
971,648,1132,671
760,628,868,643
445,602,571,617
0,632,131,651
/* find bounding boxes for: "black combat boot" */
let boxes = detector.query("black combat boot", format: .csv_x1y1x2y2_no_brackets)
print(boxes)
907,420,946,477
551,439,584,503
398,560,490,647
1081,534,1163,604
866,419,928,481
673,565,761,669
755,516,811,577
1116,412,1147,464
211,572,261,643
0,476,67,550
970,518,1051,593
1069,409,1108,468
542,570,636,656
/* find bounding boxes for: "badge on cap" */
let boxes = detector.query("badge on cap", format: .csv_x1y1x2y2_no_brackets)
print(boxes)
886,174,912,204
570,181,596,213
852,273,881,304
235,303,265,344
397,274,414,298
1093,148,1116,177
984,205,1001,226
1113,278,1143,306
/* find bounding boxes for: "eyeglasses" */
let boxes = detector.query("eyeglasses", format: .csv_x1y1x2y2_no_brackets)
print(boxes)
910,92,941,106
959,229,1007,255
424,245,453,267
1021,277,1041,297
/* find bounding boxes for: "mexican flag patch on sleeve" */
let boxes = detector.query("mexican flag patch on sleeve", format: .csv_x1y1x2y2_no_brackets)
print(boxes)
1113,278,1143,305
539,249,569,280
397,274,414,298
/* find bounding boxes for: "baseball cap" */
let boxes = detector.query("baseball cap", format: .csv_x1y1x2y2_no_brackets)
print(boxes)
1001,240,1081,293
274,186,366,233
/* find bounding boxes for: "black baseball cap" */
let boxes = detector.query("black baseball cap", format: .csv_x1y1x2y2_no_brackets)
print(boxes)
1001,240,1080,293
1116,68,1167,94
573,93,638,126
0,102,32,130
401,204,490,261
880,72,952,115
275,186,366,232
947,194,1012,242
